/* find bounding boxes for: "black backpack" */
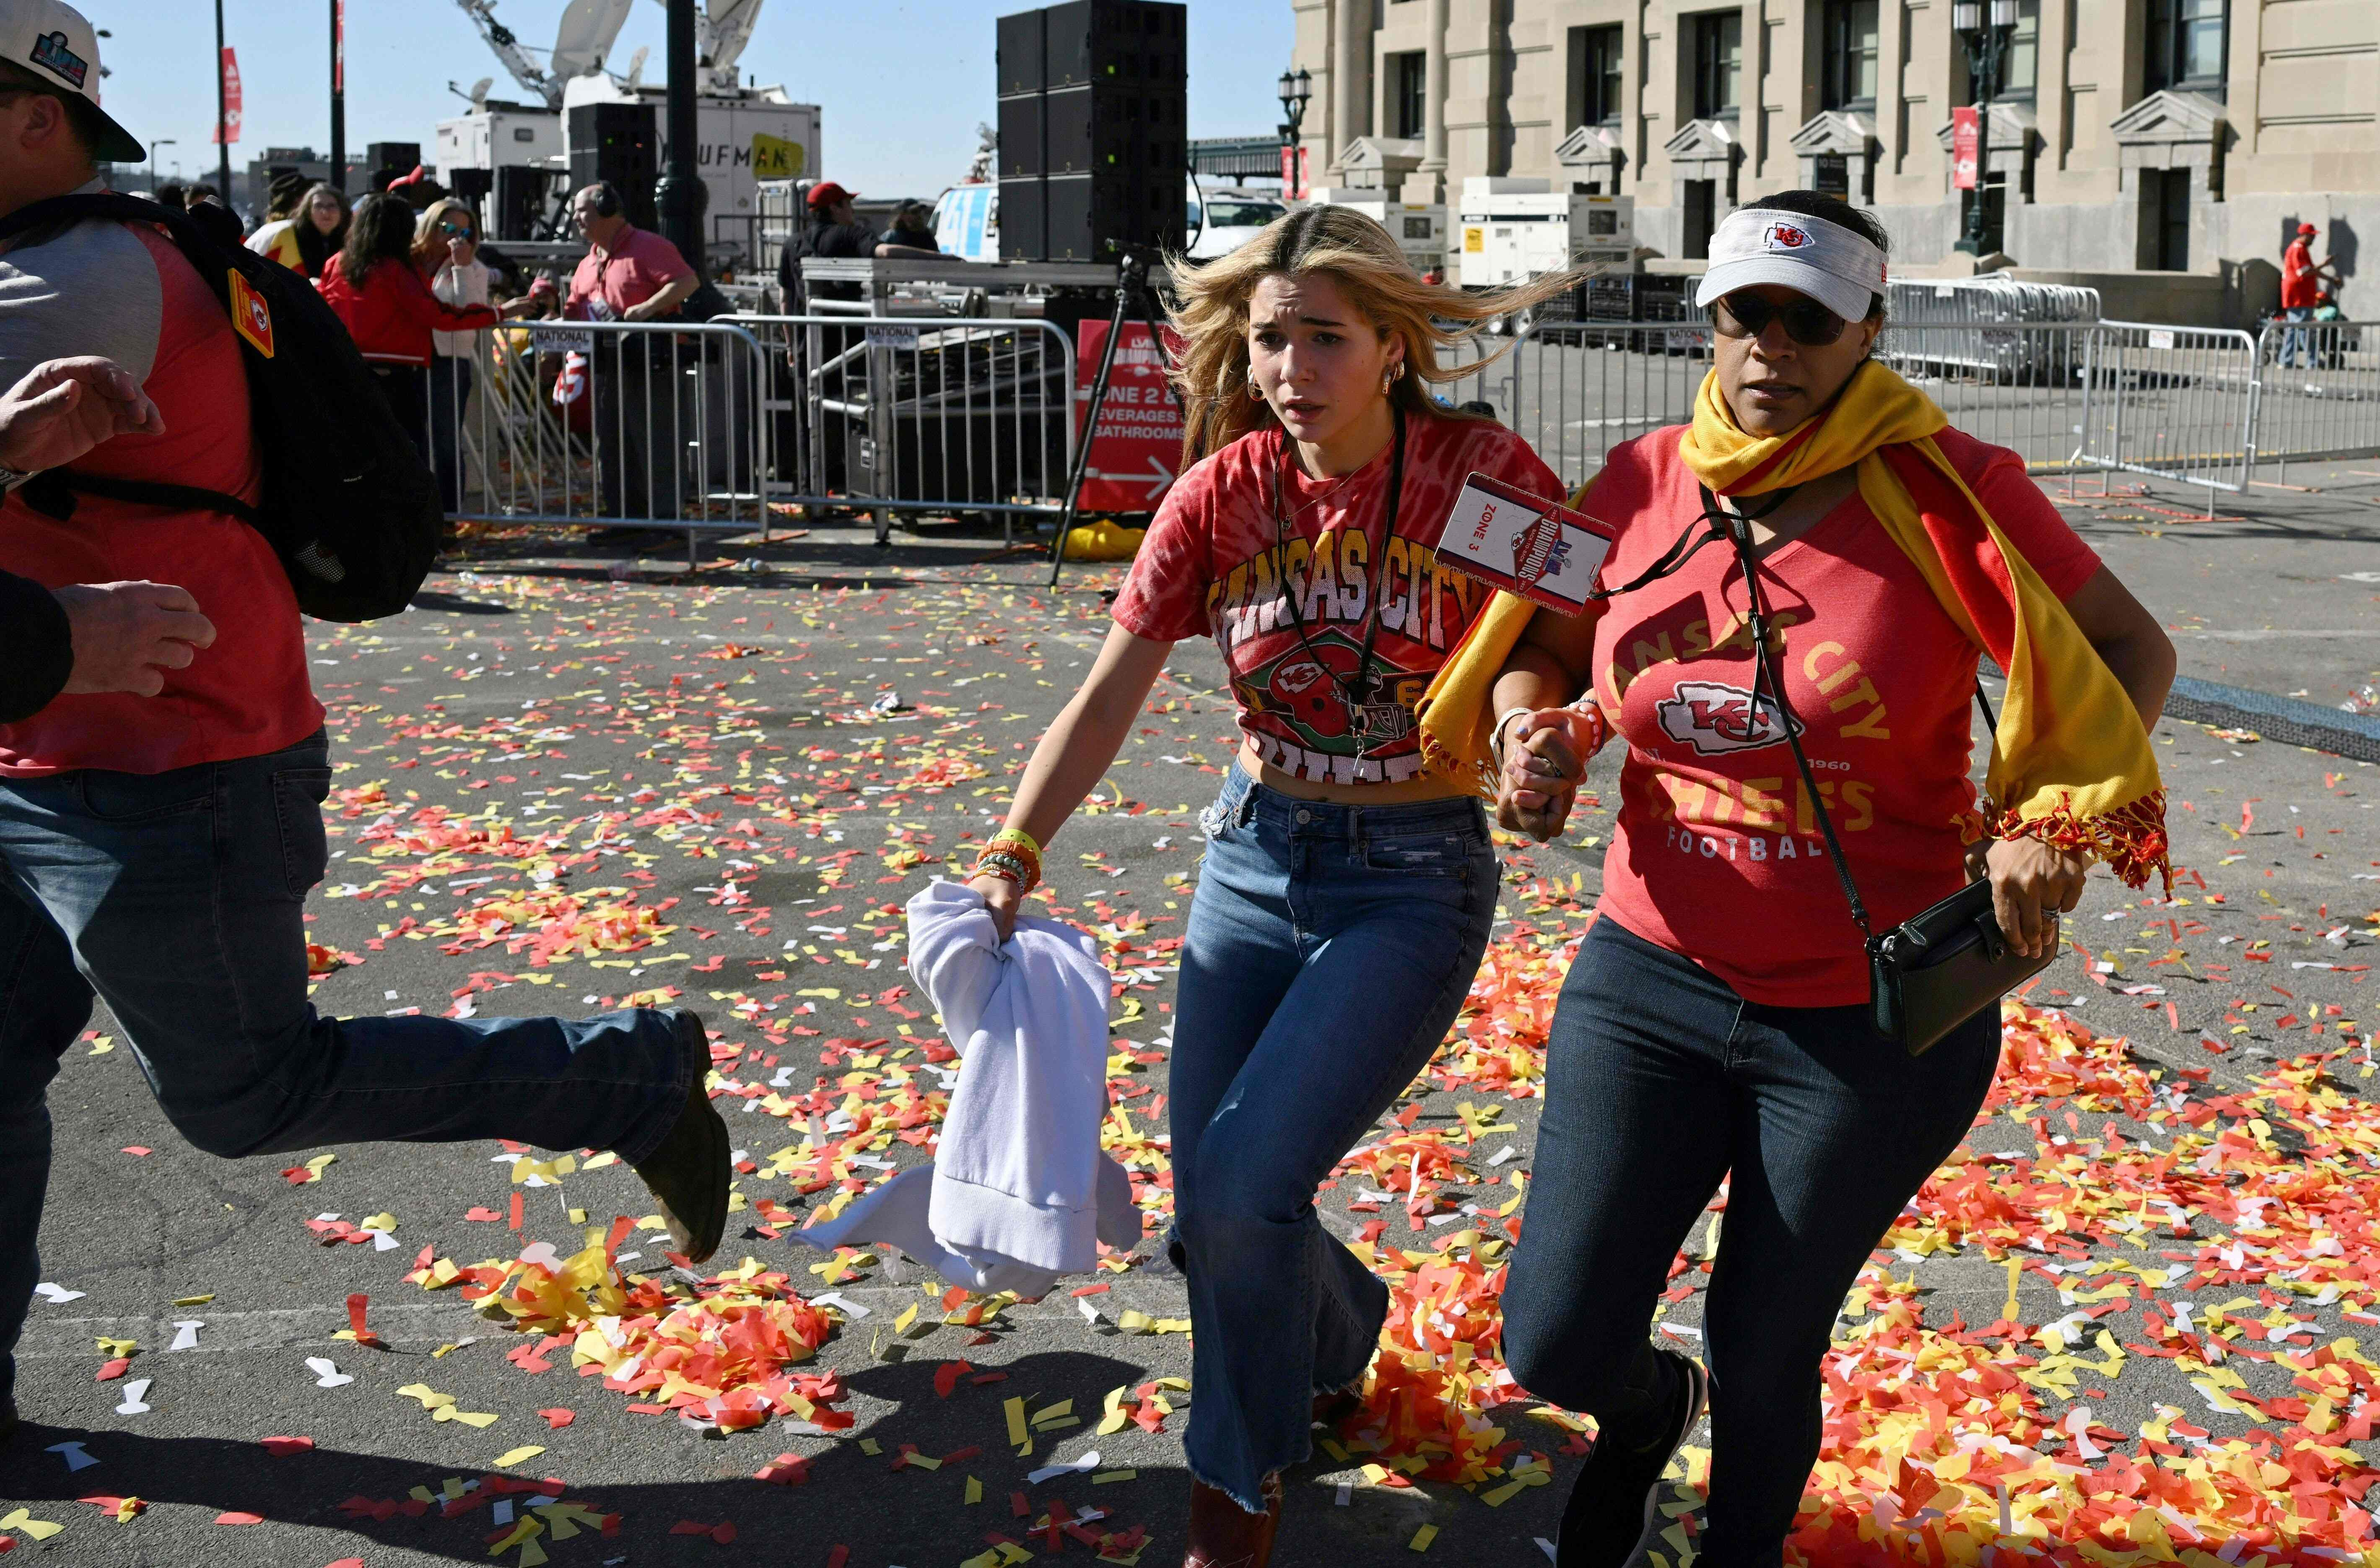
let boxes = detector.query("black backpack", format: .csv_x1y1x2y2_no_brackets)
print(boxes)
0,192,441,622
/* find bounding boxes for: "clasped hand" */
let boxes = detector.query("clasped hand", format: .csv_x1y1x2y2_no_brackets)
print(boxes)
1492,709,1593,842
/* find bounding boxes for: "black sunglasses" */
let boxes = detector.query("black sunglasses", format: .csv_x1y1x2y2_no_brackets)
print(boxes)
1710,291,1851,346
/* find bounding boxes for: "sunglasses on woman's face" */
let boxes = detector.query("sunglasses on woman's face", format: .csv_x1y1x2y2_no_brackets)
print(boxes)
439,221,472,238
1711,291,1851,346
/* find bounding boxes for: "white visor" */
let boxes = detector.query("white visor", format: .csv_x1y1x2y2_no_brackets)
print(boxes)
1693,207,1886,326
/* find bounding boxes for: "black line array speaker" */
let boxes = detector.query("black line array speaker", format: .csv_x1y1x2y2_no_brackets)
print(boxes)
567,102,659,230
995,0,1186,263
491,164,552,242
365,141,422,190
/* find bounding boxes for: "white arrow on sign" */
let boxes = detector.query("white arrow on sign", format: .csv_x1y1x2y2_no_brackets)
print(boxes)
1083,455,1177,504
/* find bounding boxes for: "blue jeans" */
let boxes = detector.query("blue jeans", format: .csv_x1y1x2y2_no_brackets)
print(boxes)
2279,305,2315,369
0,730,693,1403
1499,918,2001,1566
1168,764,1498,1511
428,354,470,514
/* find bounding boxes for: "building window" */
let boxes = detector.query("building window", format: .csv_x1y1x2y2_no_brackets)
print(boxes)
2145,0,2228,98
2002,0,2040,97
2142,167,2191,268
1390,50,1427,139
1821,0,1880,111
1692,11,1743,121
1568,24,1624,128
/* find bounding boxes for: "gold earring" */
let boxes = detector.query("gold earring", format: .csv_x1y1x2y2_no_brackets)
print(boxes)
1249,380,1266,402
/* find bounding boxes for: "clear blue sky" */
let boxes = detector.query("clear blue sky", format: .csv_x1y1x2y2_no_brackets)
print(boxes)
90,0,1293,198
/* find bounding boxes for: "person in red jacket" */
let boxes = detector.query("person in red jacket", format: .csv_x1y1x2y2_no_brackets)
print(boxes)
319,192,529,475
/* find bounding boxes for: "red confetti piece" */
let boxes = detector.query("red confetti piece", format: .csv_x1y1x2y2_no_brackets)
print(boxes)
508,1191,524,1230
345,1292,383,1348
120,1146,150,1156
260,1435,316,1456
214,1511,265,1525
539,1407,575,1429
95,1357,129,1381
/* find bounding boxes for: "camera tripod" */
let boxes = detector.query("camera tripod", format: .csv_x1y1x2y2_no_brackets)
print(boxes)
1047,252,1183,588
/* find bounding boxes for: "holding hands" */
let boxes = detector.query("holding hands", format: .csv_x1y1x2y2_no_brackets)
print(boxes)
1493,706,1602,842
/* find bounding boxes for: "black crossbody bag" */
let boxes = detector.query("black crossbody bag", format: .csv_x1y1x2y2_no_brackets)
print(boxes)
1710,487,2056,1055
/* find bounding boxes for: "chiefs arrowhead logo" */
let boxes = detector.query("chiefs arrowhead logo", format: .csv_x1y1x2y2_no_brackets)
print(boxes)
227,268,275,358
1656,680,1802,755
1762,222,1812,252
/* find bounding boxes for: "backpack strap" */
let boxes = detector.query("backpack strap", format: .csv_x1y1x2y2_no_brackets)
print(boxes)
0,190,191,247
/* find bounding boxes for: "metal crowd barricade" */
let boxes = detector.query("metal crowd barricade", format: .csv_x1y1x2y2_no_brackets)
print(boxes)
2250,318,2380,481
1877,321,2099,472
1440,319,1711,491
729,314,1079,547
436,317,775,561
2074,320,2260,512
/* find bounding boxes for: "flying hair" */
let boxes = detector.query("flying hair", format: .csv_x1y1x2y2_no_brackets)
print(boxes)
1164,205,1590,465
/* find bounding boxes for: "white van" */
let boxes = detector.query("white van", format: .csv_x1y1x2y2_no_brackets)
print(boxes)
1185,183,1287,261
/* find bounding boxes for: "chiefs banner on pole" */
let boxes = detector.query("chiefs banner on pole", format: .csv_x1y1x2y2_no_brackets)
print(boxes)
1951,106,1979,191
1074,321,1186,514
212,47,242,144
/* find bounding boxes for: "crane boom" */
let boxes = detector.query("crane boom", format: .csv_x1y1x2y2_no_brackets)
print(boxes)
453,0,558,109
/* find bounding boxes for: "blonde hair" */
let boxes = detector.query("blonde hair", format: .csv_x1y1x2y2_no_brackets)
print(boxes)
1167,205,1585,465
411,198,479,271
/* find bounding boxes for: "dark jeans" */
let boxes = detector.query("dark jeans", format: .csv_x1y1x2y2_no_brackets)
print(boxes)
0,731,693,1404
370,362,430,475
593,339,680,521
1169,764,1498,1510
428,354,470,515
1499,917,2001,1566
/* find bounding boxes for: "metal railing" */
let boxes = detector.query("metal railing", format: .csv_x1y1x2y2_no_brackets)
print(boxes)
729,314,1079,546
2073,320,2260,504
2250,318,2380,479
428,318,776,549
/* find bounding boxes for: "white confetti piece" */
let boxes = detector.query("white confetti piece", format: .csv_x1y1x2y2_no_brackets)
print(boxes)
168,1320,203,1351
1026,1450,1101,1485
811,1291,870,1318
32,1282,83,1303
114,1378,152,1416
305,1356,354,1388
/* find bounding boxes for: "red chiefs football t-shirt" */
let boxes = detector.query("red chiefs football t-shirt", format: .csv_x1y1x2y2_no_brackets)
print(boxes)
1581,424,2102,1007
1114,412,1565,785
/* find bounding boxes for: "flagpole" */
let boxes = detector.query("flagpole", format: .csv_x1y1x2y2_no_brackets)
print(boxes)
328,0,345,194
214,0,231,199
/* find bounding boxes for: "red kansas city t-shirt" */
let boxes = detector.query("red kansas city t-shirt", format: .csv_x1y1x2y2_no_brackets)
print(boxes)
1583,424,2102,1006
1113,412,1564,785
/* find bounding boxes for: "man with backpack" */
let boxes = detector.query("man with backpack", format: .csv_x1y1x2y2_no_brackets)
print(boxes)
0,0,730,1447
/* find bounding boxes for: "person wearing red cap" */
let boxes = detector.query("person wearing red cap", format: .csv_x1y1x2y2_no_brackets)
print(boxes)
775,181,945,310
2279,221,2338,369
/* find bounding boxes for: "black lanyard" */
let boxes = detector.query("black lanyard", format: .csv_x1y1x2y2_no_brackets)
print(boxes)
1268,408,1405,744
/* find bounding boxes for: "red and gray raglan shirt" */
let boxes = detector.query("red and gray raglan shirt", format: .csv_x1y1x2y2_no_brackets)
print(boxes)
0,182,320,769
1113,412,1566,785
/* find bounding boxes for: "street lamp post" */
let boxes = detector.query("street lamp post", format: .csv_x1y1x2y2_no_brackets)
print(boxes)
148,138,176,197
1953,0,2019,256
1276,66,1311,200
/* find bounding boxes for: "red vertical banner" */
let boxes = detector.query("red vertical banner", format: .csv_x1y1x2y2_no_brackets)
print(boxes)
213,48,242,144
1074,320,1186,514
1951,106,1980,191
1278,144,1311,201
334,0,345,91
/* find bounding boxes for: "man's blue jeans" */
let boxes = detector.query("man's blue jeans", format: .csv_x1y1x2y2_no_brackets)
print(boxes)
1498,918,2001,1565
2279,305,2315,369
1168,764,1498,1511
0,730,693,1403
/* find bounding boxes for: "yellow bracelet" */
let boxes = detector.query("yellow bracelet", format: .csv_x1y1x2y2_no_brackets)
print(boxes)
988,825,1043,856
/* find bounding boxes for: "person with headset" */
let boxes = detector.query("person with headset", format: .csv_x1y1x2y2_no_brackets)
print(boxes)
565,181,698,521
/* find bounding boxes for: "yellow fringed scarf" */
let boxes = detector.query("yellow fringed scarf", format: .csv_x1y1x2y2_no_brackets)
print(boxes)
1417,360,2170,888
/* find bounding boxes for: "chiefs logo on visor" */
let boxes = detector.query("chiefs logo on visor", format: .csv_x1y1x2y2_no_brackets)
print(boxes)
1761,222,1813,251
1656,680,1803,756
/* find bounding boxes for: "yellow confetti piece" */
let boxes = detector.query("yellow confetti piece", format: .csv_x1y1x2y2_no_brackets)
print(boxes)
905,1453,943,1471
436,1407,501,1428
2002,1256,2022,1322
1091,1469,1136,1484
88,1035,114,1054
493,1445,548,1468
1004,1395,1028,1447
361,1213,398,1233
396,1383,456,1411
893,1302,919,1335
965,1475,983,1505
0,1508,64,1541
1409,1524,1438,1552
1096,1385,1131,1435
172,1294,213,1307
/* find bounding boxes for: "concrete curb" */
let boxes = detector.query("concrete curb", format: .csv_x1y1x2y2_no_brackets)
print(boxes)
2164,676,2380,764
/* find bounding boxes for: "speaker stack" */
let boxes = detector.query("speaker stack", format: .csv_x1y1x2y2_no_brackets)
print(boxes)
567,102,659,230
996,0,1187,263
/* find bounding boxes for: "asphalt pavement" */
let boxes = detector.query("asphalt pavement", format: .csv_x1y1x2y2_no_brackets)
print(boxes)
2,458,2376,1568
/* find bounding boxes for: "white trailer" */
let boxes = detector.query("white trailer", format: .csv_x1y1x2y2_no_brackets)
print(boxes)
561,75,822,272
434,102,565,176
1455,178,1634,289
1307,188,1448,277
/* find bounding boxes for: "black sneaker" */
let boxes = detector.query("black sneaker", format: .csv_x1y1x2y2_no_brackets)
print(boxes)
0,1391,15,1445
1555,1350,1709,1568
626,1010,731,1265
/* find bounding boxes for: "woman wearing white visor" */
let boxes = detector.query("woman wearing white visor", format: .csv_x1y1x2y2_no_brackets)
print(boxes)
1417,190,2175,1565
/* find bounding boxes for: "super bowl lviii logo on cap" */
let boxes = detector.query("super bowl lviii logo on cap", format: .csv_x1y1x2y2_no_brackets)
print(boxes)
29,28,86,87
1761,221,1813,252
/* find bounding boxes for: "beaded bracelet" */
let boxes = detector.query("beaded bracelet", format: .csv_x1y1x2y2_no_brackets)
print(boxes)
973,846,1041,895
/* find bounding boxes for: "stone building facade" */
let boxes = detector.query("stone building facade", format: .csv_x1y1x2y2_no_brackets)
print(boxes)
1290,0,2377,289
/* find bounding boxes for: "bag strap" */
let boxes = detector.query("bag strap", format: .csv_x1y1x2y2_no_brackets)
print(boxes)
1702,482,2004,952
0,191,197,250
16,468,259,527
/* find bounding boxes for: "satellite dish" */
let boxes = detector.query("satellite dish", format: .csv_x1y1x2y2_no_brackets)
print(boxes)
704,0,763,76
469,75,494,109
624,45,648,89
550,0,633,82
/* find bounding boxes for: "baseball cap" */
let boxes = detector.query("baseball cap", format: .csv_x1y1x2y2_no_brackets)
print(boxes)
2297,222,2319,236
0,0,143,164
807,180,857,210
1694,205,1887,327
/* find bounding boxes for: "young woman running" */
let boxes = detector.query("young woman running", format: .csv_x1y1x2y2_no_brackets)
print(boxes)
968,207,1578,1568
1434,190,2176,1567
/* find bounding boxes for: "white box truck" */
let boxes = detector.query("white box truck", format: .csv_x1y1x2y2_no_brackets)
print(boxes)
1307,188,1448,278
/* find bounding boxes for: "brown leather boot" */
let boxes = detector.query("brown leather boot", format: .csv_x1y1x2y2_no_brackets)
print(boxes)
1183,1474,1282,1568
626,1010,730,1264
